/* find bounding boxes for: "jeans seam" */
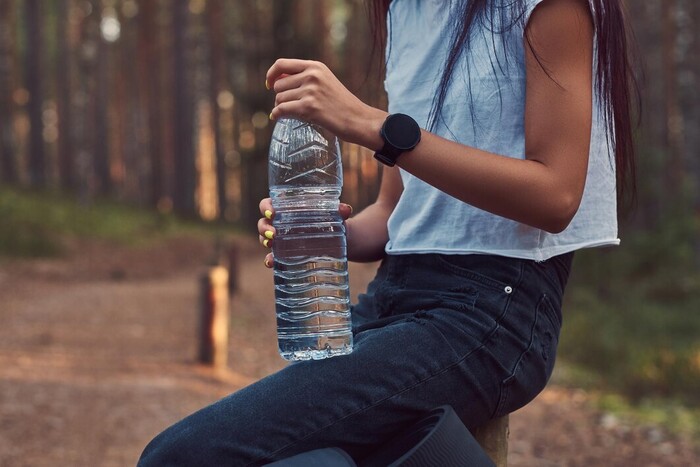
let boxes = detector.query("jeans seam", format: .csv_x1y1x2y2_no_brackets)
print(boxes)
491,265,544,419
494,303,540,417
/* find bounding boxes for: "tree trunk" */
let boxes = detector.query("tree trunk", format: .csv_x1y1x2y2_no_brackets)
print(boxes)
0,0,18,184
25,0,45,188
208,0,227,221
116,4,140,201
76,0,100,202
56,0,75,192
94,8,112,197
172,1,196,215
238,0,266,228
138,0,164,207
684,0,700,264
661,0,683,204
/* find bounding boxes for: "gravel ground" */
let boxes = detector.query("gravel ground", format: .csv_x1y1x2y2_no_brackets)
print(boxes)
0,235,697,466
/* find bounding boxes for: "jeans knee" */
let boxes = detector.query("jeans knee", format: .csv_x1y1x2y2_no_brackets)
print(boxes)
137,424,196,467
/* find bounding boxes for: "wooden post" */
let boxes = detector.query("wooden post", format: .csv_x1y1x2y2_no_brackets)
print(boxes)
199,266,230,368
472,415,509,466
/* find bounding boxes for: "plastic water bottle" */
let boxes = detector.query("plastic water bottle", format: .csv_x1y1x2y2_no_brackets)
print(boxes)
268,118,353,361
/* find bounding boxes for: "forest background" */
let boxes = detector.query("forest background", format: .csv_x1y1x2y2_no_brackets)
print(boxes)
0,0,699,443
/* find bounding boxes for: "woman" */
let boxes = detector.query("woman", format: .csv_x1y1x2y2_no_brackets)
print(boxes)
139,0,636,464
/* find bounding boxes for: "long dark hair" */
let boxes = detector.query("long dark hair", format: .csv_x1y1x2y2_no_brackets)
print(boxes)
368,0,638,207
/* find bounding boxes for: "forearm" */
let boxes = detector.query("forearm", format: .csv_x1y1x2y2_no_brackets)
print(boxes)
396,132,586,233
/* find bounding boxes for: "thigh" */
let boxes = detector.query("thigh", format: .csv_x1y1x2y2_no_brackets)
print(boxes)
137,310,504,467
138,254,566,467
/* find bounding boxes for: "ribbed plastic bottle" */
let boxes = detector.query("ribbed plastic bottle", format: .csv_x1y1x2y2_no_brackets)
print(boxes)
268,118,353,361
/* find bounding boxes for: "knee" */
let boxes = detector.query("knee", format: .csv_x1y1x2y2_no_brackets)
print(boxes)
137,423,198,467
138,418,261,466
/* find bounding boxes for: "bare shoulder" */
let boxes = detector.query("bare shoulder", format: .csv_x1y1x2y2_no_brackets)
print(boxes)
525,0,594,80
527,0,594,49
531,0,593,20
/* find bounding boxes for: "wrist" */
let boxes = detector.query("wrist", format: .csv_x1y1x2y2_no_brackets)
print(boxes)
347,105,387,152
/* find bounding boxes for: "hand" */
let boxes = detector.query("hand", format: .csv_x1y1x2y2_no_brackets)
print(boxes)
258,198,354,269
265,59,386,151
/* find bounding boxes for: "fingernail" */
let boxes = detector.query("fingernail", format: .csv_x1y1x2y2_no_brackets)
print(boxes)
264,209,273,219
347,204,353,215
269,112,274,121
263,239,270,248
264,231,274,240
265,79,270,90
264,258,271,268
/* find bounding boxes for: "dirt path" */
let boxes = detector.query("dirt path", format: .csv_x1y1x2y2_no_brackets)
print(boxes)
0,236,697,466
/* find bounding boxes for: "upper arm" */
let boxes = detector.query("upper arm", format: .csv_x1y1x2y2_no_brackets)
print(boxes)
524,0,593,208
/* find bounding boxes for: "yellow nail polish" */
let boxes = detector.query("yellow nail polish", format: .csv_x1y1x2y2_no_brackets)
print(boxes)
264,258,270,268
269,112,274,121
264,210,273,220
263,239,270,248
264,231,274,240
265,79,270,90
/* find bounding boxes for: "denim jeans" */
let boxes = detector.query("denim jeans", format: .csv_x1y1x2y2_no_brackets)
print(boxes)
138,252,573,466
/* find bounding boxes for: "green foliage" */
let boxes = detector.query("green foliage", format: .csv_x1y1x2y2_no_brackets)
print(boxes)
0,188,232,258
597,393,700,439
560,213,700,407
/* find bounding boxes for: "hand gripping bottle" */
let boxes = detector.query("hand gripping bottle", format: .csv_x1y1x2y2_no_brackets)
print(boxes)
268,118,353,361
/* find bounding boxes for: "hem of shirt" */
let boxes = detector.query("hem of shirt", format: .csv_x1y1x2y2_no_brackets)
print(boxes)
384,238,621,262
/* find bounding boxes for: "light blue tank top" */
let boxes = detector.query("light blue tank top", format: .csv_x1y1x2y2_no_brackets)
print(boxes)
384,0,619,261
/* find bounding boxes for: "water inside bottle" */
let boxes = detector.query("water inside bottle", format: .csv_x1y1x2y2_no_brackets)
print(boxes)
271,187,353,361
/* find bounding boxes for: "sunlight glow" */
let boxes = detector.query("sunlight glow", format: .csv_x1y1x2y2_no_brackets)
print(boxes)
100,16,121,42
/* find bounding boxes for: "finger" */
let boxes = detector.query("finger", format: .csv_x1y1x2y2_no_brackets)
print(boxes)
257,217,275,238
266,59,311,89
272,72,305,94
266,72,289,90
263,253,274,269
274,87,305,108
339,203,353,220
259,198,274,219
259,234,273,249
270,100,311,122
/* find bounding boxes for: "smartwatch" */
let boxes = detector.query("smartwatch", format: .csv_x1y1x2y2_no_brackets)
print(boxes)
373,113,422,167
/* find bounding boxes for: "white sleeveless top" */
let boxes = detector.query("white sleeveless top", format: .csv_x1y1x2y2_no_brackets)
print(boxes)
384,0,619,261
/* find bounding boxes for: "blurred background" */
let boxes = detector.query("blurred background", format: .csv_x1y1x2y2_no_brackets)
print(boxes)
0,0,698,465
0,0,385,227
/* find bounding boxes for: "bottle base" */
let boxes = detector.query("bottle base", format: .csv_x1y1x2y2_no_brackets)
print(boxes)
279,338,353,361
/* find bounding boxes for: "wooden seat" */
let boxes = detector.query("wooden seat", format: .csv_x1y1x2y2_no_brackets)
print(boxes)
472,415,509,466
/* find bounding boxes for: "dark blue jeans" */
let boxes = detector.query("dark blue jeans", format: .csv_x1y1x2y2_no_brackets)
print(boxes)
138,253,573,466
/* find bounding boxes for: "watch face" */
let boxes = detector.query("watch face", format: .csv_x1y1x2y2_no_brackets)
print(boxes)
384,114,421,150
